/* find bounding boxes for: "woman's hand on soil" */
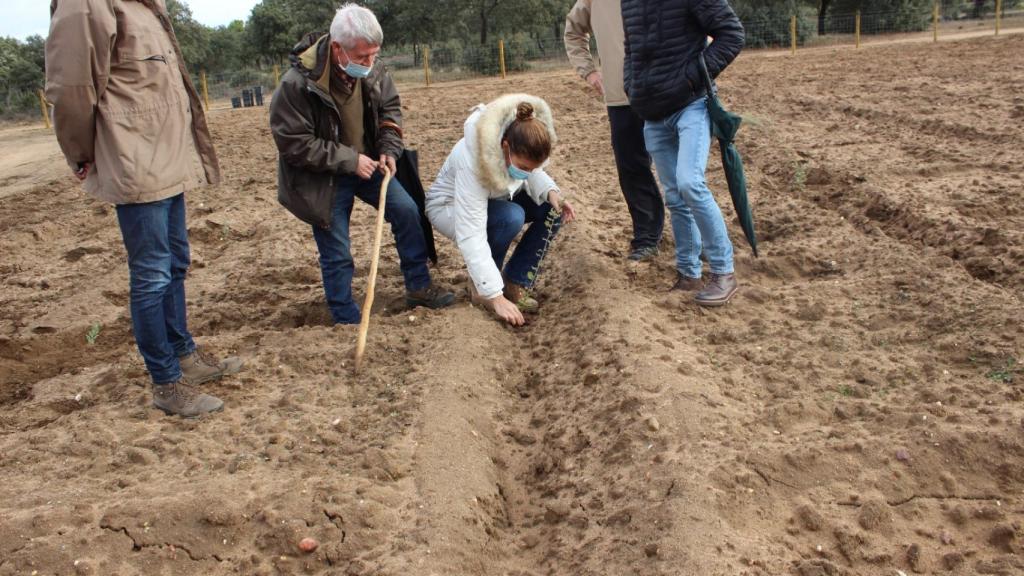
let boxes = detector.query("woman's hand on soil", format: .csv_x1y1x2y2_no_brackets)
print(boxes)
489,295,525,326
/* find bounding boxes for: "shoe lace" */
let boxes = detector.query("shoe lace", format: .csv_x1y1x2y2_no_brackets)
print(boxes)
172,381,199,404
195,347,220,368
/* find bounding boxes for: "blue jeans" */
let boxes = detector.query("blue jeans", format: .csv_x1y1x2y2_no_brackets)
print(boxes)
313,172,432,324
488,192,562,287
115,193,196,385
644,98,734,278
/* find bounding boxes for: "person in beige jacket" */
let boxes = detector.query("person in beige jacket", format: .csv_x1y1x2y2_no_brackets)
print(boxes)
564,0,664,264
46,0,243,417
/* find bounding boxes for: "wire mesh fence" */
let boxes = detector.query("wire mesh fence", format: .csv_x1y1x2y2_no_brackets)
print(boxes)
191,68,277,111
1,82,44,120
6,3,1022,122
385,35,571,85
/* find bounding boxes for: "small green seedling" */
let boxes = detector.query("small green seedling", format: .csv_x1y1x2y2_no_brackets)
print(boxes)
526,206,561,288
792,161,807,192
85,322,102,345
987,358,1018,383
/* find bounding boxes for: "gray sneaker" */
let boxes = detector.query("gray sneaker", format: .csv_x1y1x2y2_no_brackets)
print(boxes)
694,273,739,307
179,347,243,385
627,245,660,262
152,380,224,417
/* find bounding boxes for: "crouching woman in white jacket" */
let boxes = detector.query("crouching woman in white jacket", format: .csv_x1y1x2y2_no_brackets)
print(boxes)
426,94,576,326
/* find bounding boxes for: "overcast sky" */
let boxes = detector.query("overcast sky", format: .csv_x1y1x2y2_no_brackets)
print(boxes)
2,0,261,41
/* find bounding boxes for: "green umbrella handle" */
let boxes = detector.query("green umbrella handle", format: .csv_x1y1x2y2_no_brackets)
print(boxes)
697,52,715,97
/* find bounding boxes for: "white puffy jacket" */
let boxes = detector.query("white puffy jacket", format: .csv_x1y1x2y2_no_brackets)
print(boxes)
426,94,560,299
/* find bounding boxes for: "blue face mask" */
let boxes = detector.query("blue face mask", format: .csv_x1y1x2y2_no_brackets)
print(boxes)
506,149,532,180
340,48,372,79
508,164,531,180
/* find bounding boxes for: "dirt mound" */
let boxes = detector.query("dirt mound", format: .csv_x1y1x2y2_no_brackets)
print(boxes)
2,34,1023,575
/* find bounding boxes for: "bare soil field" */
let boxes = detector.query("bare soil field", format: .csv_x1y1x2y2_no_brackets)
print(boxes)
1,33,1023,576
0,124,67,200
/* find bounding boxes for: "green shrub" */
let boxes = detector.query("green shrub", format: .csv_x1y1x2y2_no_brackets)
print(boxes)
0,89,41,118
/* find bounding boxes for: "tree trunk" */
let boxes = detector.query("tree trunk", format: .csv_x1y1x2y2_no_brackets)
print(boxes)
480,5,488,45
817,0,830,36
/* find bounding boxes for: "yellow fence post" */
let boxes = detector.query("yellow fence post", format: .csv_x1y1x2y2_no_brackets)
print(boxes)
790,16,797,55
996,0,1002,35
38,89,51,130
200,70,210,109
499,39,507,79
933,2,939,42
855,11,861,49
273,64,281,87
423,46,431,87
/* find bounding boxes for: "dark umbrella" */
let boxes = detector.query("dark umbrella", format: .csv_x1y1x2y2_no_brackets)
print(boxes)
395,149,438,264
698,52,758,257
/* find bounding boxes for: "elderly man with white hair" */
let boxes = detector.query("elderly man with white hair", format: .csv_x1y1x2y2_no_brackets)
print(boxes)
270,4,454,324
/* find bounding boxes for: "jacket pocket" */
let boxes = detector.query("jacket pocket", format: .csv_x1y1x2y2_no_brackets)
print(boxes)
95,98,197,202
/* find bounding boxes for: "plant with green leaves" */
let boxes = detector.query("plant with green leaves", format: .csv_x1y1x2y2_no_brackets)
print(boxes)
793,161,807,192
987,358,1019,383
85,322,102,345
525,206,561,288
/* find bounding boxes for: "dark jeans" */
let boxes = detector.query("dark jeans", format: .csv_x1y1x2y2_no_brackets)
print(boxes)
313,172,432,324
115,193,196,385
608,105,664,250
488,192,562,288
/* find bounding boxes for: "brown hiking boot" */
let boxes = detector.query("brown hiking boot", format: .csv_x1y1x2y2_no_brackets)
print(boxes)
694,273,739,307
406,282,456,310
671,273,704,292
179,347,244,385
152,380,224,417
504,282,539,314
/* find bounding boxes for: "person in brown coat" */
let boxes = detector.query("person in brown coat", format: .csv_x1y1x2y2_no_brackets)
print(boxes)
46,0,243,417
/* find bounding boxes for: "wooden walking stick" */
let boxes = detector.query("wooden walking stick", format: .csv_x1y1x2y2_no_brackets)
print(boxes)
354,166,392,373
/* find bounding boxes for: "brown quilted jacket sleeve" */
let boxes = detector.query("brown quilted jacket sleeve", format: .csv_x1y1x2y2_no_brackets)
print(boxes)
375,69,404,162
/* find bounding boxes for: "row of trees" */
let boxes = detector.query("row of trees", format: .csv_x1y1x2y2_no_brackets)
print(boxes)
0,35,45,116
167,0,569,72
0,0,1018,116
167,0,1022,72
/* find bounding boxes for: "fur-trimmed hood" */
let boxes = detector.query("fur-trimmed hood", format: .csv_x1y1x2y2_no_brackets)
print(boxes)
467,93,558,193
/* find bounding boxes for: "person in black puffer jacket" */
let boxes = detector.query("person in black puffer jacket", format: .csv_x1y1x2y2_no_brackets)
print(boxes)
621,0,745,307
